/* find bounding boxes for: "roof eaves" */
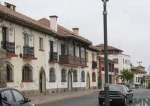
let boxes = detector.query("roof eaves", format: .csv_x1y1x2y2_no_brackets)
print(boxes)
66,35,92,45
0,11,62,38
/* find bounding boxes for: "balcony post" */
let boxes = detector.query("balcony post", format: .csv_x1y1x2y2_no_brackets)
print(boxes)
84,47,86,65
79,44,81,63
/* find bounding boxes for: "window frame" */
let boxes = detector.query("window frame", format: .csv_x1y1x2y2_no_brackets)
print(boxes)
6,65,13,82
92,72,96,82
61,69,66,82
81,71,85,82
73,70,78,82
49,68,55,82
39,37,43,50
22,66,32,82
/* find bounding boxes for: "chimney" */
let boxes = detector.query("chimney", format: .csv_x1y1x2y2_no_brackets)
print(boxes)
49,15,58,32
72,28,79,35
4,2,16,11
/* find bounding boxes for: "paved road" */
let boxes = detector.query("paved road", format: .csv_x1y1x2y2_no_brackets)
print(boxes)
37,89,150,106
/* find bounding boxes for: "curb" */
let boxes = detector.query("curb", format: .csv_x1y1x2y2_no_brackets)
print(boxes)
33,92,92,105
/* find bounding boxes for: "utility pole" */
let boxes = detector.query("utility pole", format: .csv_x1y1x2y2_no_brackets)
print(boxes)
102,0,109,106
137,61,142,88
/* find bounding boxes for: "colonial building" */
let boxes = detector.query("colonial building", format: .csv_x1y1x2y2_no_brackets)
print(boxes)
40,16,92,94
96,44,131,83
0,2,100,97
131,64,147,85
86,45,100,89
99,57,115,88
0,2,60,96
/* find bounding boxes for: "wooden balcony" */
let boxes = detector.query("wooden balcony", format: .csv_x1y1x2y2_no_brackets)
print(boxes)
59,55,87,67
1,41,18,57
49,52,59,63
23,46,37,60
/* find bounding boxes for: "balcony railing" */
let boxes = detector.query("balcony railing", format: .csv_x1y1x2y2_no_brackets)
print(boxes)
59,55,86,66
49,52,58,61
92,61,97,69
23,46,34,57
1,41,15,54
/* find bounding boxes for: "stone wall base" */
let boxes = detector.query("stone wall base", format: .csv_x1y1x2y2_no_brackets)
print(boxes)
21,86,97,97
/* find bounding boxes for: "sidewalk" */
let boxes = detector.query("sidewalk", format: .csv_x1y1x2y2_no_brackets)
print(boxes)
30,89,100,105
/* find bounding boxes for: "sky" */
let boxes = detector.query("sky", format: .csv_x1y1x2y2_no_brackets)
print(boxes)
1,0,150,73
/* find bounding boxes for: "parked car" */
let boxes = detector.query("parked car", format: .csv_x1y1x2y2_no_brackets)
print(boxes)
98,84,133,106
0,87,35,106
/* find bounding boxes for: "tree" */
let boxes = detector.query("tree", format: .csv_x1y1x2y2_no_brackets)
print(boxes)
119,69,134,83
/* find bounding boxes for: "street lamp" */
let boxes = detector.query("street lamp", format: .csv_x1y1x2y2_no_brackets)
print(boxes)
102,0,109,106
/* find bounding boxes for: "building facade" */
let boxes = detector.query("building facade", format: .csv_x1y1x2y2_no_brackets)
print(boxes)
131,64,147,85
0,2,100,97
96,44,131,83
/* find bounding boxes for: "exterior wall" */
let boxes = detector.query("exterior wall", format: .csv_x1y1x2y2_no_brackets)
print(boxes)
0,48,7,87
101,54,130,83
45,35,87,94
86,50,98,89
0,20,46,96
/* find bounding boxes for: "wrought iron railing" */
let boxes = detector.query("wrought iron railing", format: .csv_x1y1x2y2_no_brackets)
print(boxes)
1,41,15,54
49,52,58,60
23,46,34,57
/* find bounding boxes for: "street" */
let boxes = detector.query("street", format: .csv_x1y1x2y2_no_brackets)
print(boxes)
36,89,150,106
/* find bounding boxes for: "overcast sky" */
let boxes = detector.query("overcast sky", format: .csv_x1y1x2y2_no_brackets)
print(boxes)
2,0,150,73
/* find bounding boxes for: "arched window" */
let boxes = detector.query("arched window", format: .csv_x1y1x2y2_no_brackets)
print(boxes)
61,69,66,82
6,65,13,81
73,70,77,82
49,67,55,82
81,71,85,82
22,66,32,81
92,72,96,82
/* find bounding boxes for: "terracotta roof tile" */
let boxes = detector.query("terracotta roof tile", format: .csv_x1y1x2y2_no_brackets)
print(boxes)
96,44,123,52
0,4,91,43
38,18,91,43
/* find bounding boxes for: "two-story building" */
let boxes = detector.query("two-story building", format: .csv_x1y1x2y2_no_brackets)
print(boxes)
38,16,92,94
0,2,63,96
0,1,99,96
96,44,131,83
85,45,100,89
131,64,147,85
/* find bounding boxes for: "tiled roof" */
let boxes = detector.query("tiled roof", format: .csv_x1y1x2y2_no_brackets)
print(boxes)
38,18,92,43
96,44,123,52
88,45,100,51
0,3,91,44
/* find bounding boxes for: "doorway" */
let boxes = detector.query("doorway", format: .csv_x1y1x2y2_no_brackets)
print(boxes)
87,73,90,89
68,70,72,91
39,67,46,94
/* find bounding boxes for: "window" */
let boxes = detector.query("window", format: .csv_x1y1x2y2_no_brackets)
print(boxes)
123,59,124,64
81,47,85,58
73,70,77,82
92,72,96,82
81,71,85,82
22,66,32,81
6,65,12,81
50,67,55,82
61,44,66,55
113,58,118,64
92,53,95,61
86,52,88,62
24,33,29,46
61,69,66,82
2,90,14,102
39,37,43,50
12,90,24,102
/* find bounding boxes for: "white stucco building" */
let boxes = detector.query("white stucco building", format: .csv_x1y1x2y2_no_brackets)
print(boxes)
0,2,99,97
96,44,131,83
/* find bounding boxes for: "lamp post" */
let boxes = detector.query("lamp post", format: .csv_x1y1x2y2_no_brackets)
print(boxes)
102,0,109,106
